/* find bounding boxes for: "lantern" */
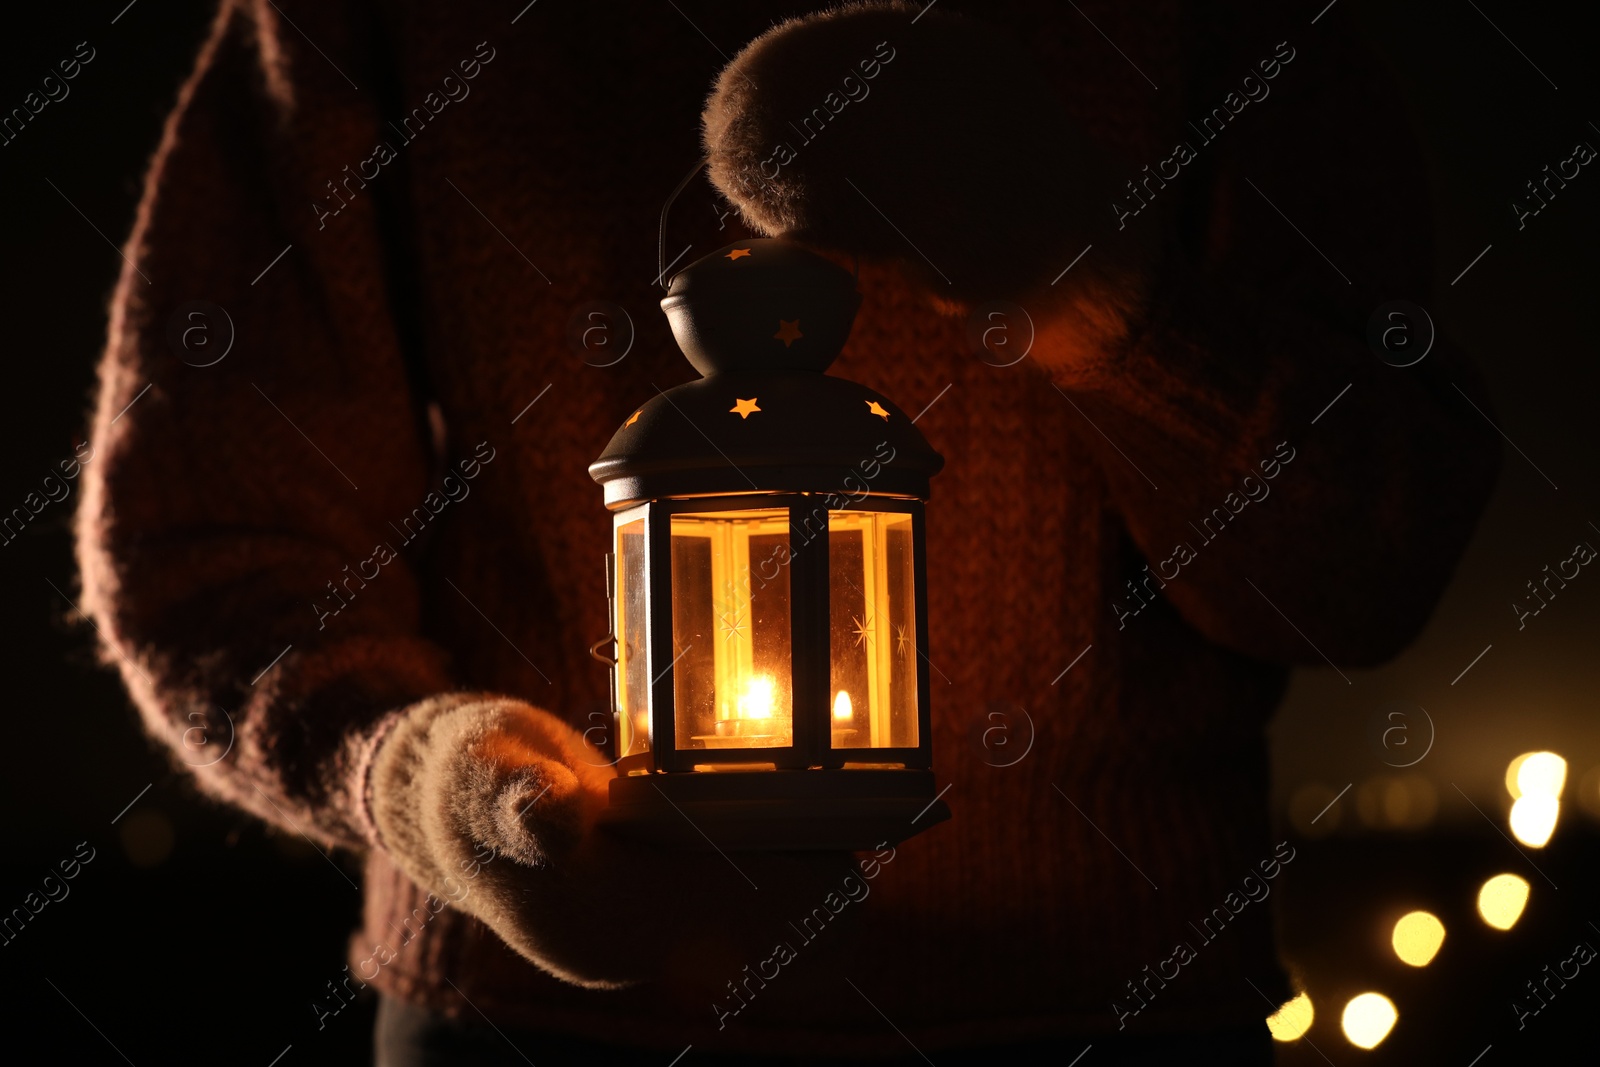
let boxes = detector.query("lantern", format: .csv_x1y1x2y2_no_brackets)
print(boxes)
589,238,949,850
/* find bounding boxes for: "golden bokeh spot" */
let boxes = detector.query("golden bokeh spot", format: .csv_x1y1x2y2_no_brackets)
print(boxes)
1340,992,1397,1049
1477,873,1530,930
730,397,761,419
774,320,803,347
1509,794,1560,847
1505,752,1532,798
1392,911,1445,966
625,410,641,427
1266,992,1314,1042
1287,782,1342,837
866,400,890,420
1506,751,1567,800
725,248,753,260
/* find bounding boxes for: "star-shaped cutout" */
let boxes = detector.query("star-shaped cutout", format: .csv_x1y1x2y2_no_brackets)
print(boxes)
725,248,753,260
730,397,761,419
625,410,641,427
866,400,890,420
718,608,747,641
774,320,803,347
851,613,875,649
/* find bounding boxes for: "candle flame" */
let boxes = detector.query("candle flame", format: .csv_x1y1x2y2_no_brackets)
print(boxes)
832,690,853,721
736,675,774,720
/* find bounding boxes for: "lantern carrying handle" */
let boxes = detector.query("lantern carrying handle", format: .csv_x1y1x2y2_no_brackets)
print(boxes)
657,156,862,288
658,156,709,290
589,634,618,667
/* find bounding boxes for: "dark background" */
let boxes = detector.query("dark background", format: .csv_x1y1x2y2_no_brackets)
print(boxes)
1,1,1595,1063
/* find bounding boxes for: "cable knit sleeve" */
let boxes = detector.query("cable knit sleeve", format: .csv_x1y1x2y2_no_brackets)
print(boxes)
1049,22,1502,667
75,0,469,851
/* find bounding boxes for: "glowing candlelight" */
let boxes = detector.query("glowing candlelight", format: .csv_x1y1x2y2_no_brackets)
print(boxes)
735,675,775,720
832,690,853,722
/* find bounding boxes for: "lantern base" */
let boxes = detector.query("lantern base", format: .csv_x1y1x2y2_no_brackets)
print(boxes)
598,769,950,851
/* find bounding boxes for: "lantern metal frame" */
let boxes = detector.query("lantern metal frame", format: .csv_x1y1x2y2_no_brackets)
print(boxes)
609,491,933,777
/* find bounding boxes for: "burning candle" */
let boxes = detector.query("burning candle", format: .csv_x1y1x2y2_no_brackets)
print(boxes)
832,690,853,721
735,675,775,721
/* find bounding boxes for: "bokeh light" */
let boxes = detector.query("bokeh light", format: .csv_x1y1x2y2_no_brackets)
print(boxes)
1509,793,1560,847
1391,910,1445,966
1355,774,1440,831
1341,992,1398,1049
1289,782,1343,837
1476,873,1530,930
1506,751,1567,800
1266,992,1314,1042
118,808,176,868
1505,753,1531,798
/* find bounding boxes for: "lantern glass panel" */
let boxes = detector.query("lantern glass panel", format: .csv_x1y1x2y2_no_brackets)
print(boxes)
670,508,793,751
613,513,651,759
828,510,919,749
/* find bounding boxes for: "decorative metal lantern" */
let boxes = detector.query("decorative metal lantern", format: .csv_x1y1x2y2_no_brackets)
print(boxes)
589,237,949,850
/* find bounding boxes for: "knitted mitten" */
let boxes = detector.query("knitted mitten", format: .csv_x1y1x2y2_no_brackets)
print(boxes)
368,695,856,988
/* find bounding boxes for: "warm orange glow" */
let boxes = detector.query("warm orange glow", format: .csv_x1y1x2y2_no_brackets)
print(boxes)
613,513,651,760
1392,911,1445,966
828,510,918,750
670,508,794,751
735,675,775,721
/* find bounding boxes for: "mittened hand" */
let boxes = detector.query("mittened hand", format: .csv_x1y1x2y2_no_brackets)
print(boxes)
701,0,1155,324
369,695,857,989
367,696,609,983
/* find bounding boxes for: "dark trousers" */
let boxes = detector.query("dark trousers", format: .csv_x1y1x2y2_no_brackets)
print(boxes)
375,995,1275,1066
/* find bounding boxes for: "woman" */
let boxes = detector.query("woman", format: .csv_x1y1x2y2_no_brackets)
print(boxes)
77,1,1498,1062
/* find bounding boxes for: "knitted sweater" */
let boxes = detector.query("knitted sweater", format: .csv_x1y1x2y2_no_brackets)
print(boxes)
77,0,1499,1055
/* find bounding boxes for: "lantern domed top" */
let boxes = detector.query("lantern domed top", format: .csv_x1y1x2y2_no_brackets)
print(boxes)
661,238,858,376
590,237,943,508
